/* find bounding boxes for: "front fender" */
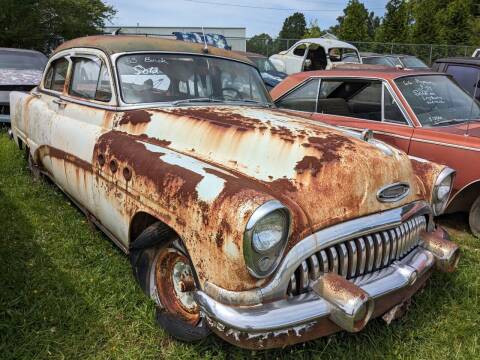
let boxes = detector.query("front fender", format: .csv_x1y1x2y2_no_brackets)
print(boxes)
95,130,283,291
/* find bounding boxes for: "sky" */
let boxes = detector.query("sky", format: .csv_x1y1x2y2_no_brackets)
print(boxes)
104,0,389,37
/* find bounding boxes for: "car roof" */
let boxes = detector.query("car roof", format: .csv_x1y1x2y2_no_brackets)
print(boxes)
53,35,253,64
434,57,480,66
285,68,436,81
0,47,46,56
293,38,358,50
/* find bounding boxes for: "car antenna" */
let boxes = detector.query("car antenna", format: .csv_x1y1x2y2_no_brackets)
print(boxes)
466,71,480,136
201,26,209,54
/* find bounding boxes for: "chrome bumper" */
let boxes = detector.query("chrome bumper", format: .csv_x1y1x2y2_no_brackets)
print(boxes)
196,246,435,334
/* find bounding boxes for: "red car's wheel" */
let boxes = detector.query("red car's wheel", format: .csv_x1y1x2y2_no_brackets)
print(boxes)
470,196,480,238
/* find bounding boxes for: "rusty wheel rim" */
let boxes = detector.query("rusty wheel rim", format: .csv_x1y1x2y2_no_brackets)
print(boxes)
155,248,200,325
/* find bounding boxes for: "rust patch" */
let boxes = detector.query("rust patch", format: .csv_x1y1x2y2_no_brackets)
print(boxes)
163,107,261,131
41,146,92,172
294,156,323,177
215,219,232,248
118,109,152,126
95,130,203,206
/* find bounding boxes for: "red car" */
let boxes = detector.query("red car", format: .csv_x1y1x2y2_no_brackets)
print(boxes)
271,69,480,236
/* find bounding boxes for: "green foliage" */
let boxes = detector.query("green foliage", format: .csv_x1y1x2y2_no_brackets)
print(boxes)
279,12,306,40
336,0,371,41
375,0,412,43
0,0,116,52
246,33,273,55
303,19,324,39
438,0,474,45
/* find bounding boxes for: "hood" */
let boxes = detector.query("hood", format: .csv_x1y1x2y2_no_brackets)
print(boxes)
0,69,42,86
115,106,430,244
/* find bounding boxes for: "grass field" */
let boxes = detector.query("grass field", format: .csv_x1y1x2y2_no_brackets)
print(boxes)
0,129,479,359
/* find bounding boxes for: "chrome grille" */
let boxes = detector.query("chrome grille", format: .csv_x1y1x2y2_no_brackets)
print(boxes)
287,216,427,296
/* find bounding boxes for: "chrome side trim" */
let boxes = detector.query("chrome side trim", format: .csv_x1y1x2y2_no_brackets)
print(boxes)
411,137,480,152
196,247,435,333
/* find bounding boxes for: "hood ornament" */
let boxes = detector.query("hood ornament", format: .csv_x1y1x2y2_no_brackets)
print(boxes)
377,182,410,203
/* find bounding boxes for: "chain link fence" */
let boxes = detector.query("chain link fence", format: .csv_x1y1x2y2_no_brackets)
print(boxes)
244,37,478,65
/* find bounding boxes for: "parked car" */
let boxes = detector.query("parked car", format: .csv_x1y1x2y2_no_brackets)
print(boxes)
10,35,459,349
0,48,47,123
269,38,361,75
271,68,480,237
234,51,287,90
384,54,429,69
361,52,398,67
432,57,480,100
473,49,480,57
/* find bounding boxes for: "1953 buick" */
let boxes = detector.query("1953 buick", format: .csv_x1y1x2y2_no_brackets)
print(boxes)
9,35,459,349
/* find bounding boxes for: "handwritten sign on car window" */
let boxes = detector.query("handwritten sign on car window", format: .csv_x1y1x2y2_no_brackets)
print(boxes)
400,78,446,105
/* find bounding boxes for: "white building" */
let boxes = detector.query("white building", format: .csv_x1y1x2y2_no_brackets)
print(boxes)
103,26,246,51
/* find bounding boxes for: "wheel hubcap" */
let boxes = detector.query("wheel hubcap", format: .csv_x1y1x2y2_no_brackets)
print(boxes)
155,249,200,325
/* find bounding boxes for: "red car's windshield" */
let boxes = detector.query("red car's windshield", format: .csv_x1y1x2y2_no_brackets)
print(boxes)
396,75,480,127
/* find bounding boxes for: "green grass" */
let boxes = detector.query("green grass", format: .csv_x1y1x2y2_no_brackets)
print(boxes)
0,129,479,359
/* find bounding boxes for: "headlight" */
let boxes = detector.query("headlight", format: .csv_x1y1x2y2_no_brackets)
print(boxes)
244,200,290,278
432,168,455,216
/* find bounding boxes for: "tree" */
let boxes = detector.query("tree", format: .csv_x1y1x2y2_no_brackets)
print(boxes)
336,0,371,42
246,33,273,56
303,19,324,39
279,12,307,40
0,0,116,53
367,11,381,40
375,0,411,43
438,0,474,45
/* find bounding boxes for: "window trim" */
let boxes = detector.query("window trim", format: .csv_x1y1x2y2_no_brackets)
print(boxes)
111,51,272,108
41,56,71,95
275,76,414,127
68,55,113,103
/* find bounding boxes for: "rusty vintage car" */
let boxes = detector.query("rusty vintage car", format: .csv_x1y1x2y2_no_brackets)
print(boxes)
272,69,480,238
10,35,460,349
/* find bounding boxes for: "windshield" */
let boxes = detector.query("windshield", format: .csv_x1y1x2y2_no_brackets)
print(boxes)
0,51,47,70
401,56,428,69
396,75,480,126
328,48,360,63
117,53,271,105
363,56,397,67
250,57,277,73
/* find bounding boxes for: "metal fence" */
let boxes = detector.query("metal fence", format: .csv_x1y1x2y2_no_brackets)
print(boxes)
243,37,478,65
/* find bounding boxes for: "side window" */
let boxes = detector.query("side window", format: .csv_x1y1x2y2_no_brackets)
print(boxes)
293,44,307,57
43,58,69,92
69,57,112,102
383,86,408,124
276,79,319,112
317,79,381,120
445,64,480,98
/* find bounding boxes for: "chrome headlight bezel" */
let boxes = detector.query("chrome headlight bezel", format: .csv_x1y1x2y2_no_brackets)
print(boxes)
243,200,291,278
432,167,456,216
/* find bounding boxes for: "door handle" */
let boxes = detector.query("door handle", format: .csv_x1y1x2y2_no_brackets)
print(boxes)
52,98,66,109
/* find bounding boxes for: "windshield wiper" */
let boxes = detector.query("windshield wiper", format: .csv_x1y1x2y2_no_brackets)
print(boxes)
172,98,224,106
225,99,273,107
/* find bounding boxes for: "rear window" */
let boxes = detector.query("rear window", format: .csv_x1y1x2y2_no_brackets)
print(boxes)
0,51,47,70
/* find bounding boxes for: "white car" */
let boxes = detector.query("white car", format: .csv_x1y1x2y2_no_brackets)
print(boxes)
269,38,361,75
473,49,480,57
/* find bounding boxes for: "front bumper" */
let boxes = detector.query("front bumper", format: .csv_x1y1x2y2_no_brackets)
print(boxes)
195,206,459,349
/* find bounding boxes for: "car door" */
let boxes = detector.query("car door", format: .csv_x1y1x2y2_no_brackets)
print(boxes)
26,55,71,181
284,43,308,74
47,52,117,221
